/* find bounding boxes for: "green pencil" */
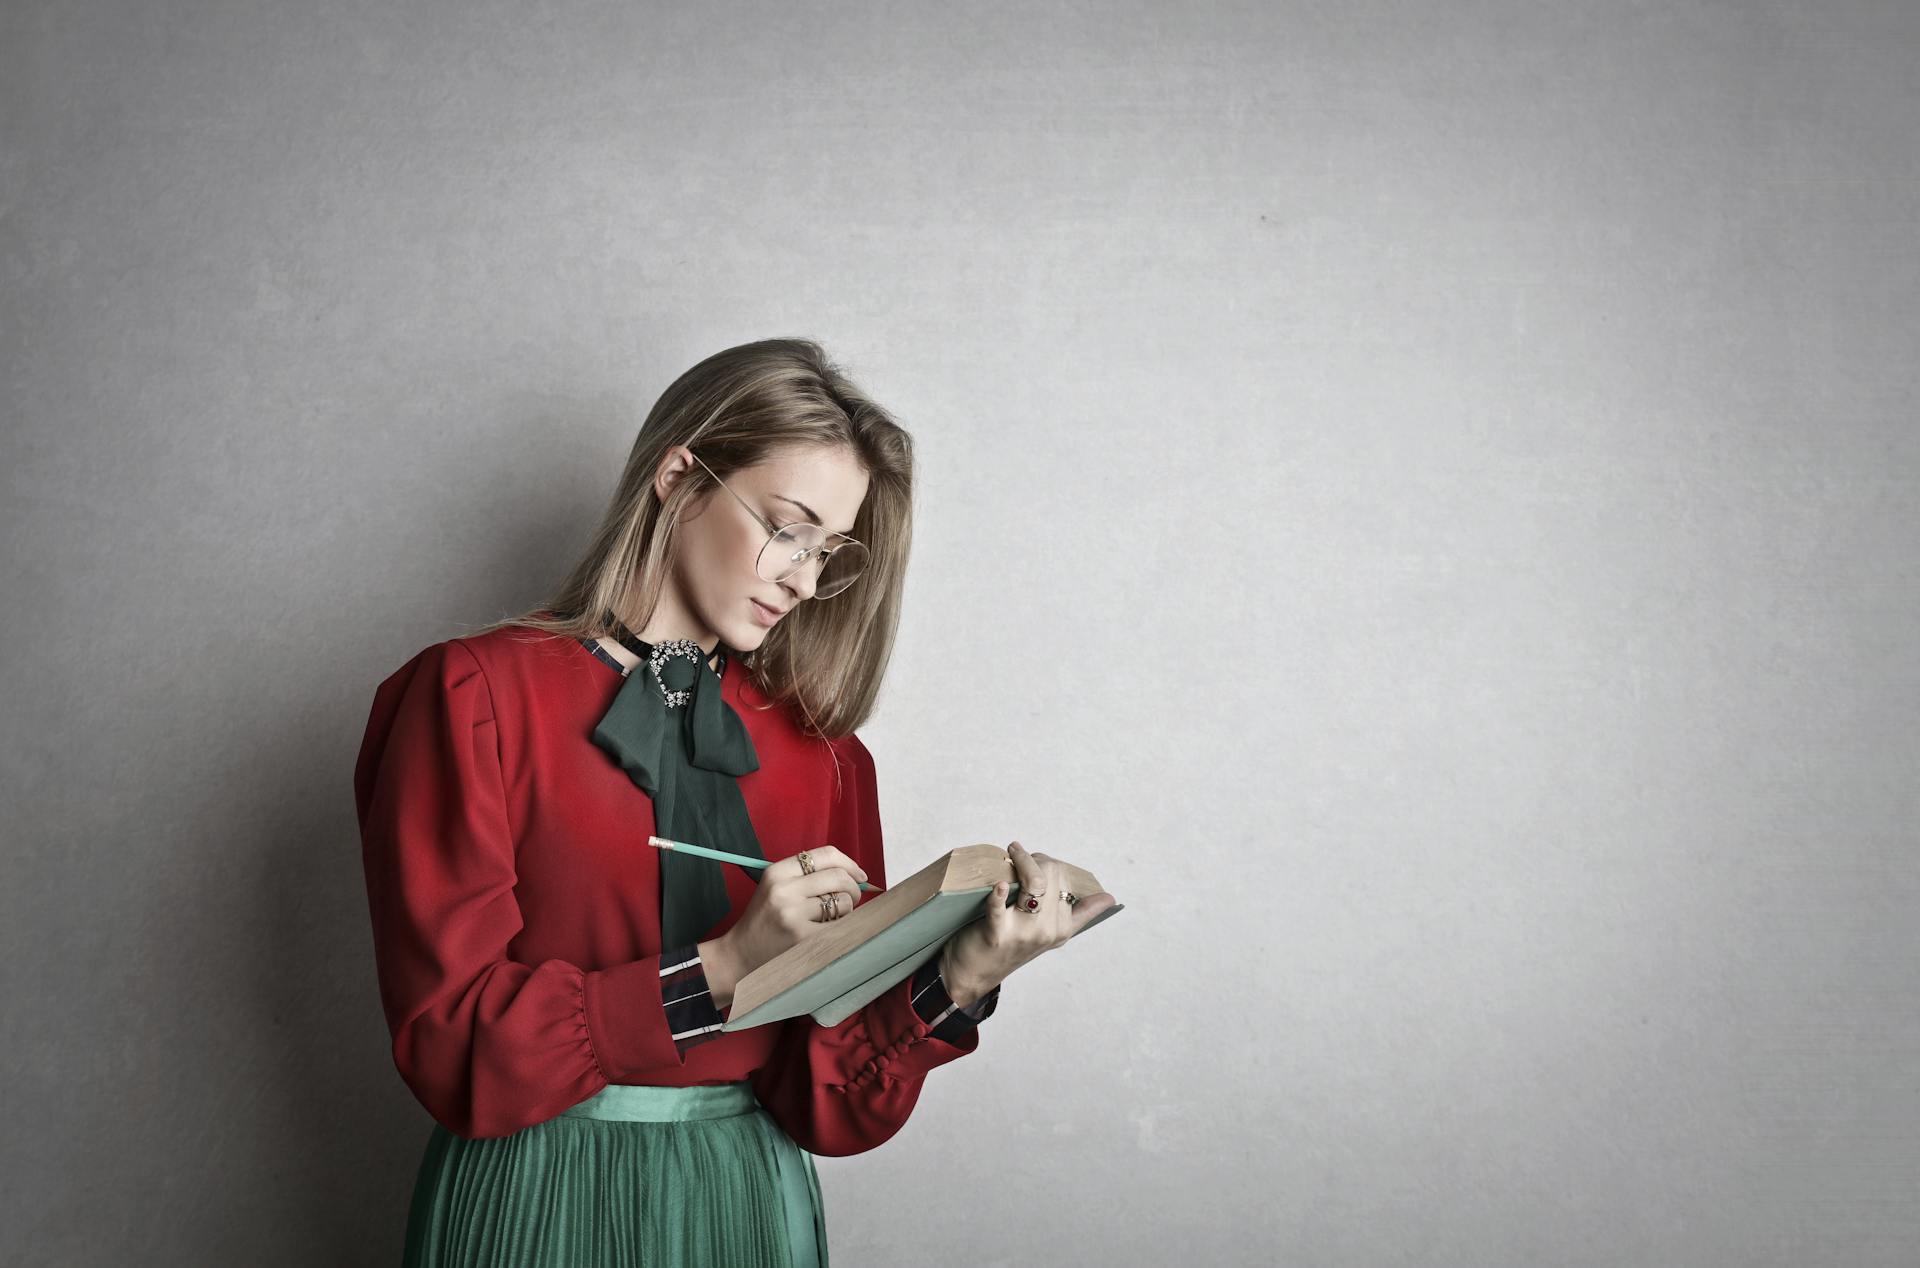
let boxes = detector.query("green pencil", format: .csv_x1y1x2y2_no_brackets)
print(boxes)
646,834,881,892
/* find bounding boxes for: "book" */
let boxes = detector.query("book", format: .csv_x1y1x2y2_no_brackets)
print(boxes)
721,843,1123,1030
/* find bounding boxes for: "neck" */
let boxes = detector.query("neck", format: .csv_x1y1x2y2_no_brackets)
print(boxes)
631,628,721,661
605,616,725,673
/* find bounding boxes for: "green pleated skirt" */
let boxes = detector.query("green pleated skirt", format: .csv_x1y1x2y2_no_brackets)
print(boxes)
401,1081,828,1267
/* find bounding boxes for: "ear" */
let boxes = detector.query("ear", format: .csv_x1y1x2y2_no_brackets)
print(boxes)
653,445,697,503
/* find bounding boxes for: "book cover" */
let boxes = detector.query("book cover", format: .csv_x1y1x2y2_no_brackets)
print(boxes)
722,844,1122,1030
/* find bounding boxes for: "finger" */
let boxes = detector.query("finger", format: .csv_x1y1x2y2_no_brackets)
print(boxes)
772,847,869,887
1068,890,1119,932
790,866,861,907
809,888,850,922
1043,858,1072,932
792,885,854,927
1007,841,1043,909
984,879,1011,935
1017,851,1062,925
806,845,869,885
770,848,816,886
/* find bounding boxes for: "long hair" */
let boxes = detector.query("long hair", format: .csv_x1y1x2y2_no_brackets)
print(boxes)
465,337,914,741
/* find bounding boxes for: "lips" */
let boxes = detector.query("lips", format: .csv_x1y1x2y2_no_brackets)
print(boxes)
753,599,788,618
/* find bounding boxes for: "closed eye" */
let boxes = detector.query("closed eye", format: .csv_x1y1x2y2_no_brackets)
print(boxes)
768,513,852,545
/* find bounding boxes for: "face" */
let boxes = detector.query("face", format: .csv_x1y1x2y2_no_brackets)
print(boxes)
638,443,871,655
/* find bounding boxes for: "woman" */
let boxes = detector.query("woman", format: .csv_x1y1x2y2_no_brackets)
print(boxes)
353,337,1118,1266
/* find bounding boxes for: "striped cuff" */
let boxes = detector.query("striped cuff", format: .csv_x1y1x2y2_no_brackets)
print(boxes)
909,954,1000,1045
659,943,728,1057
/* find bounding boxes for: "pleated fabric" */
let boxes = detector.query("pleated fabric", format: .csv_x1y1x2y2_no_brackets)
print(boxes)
401,1081,828,1267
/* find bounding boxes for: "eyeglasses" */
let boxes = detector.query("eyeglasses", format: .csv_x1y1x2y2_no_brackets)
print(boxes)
687,451,869,599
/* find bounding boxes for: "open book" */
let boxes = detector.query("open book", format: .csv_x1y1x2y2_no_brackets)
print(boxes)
721,843,1123,1030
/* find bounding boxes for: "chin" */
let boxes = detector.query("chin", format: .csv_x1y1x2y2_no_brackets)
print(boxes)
734,612,774,648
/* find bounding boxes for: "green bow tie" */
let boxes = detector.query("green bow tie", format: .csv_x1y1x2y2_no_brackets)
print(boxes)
589,630,763,948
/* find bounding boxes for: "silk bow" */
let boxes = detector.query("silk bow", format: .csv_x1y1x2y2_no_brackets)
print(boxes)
590,638,763,948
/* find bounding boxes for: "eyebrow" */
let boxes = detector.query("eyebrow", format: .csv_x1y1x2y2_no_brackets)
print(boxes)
770,494,855,537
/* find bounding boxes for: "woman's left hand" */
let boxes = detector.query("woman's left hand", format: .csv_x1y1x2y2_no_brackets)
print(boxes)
936,841,1118,1005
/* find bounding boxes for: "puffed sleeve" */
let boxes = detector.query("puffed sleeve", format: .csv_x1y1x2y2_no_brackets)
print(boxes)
747,732,989,1157
353,639,698,1140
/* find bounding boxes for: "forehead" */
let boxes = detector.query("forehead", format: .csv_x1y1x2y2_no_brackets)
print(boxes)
733,445,869,533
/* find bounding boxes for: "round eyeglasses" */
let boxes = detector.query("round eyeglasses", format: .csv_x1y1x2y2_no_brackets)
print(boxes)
758,521,868,598
688,450,869,599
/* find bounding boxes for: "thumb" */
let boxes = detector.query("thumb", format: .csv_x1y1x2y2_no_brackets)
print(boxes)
985,880,1010,929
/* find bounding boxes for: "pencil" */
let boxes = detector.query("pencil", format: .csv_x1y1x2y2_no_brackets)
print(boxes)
646,834,881,892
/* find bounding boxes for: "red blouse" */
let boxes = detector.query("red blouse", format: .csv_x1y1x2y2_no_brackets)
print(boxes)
352,620,984,1151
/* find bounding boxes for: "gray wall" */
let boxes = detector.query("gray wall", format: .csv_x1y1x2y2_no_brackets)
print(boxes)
5,2,1916,1265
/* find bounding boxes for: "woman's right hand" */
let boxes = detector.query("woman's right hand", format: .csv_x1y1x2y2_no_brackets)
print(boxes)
701,847,867,1009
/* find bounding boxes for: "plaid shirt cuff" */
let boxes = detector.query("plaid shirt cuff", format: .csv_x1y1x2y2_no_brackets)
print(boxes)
909,953,1000,1045
659,943,728,1058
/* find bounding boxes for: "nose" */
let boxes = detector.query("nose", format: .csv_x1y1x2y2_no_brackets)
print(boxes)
780,552,824,603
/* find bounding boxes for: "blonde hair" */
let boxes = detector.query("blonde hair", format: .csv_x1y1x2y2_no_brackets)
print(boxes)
465,337,914,741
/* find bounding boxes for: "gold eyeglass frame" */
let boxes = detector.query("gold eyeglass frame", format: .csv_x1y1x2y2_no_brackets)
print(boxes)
685,450,868,599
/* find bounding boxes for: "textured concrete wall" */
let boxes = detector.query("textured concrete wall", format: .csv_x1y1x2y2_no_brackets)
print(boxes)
4,2,1916,1264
